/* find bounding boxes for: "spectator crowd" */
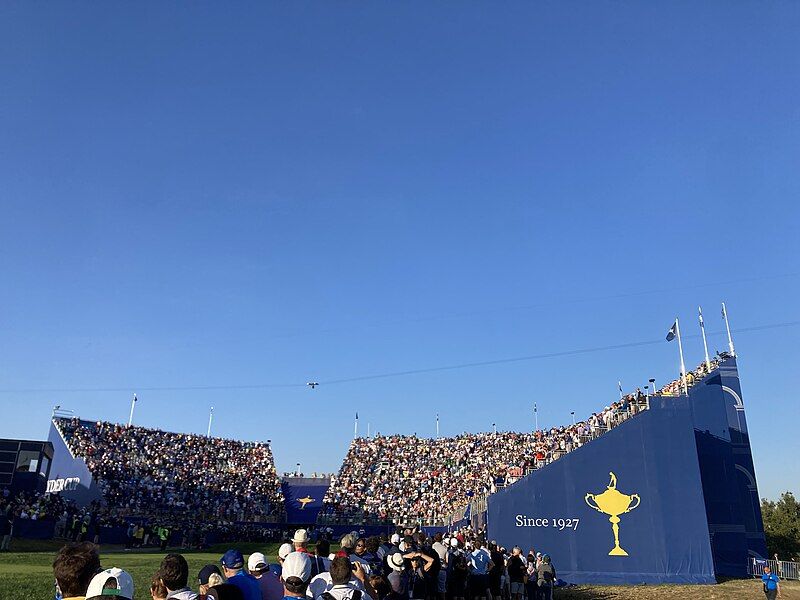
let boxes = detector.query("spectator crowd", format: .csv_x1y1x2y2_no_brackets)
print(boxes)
55,417,284,523
323,354,731,525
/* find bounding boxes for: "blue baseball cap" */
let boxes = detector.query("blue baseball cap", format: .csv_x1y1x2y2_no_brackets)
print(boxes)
221,549,244,569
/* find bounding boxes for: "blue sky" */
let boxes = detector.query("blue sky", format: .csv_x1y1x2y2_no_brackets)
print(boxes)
0,2,798,499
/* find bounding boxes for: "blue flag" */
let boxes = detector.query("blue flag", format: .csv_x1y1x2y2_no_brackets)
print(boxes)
666,320,678,341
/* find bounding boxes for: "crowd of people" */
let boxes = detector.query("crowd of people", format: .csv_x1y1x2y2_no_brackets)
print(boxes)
323,354,732,525
55,417,284,523
49,526,569,600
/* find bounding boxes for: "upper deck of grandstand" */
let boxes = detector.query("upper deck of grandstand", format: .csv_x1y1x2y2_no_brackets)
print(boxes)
52,417,284,522
321,352,732,526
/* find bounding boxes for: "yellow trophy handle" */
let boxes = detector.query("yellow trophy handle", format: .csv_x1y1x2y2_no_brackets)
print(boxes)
625,494,641,513
585,493,602,513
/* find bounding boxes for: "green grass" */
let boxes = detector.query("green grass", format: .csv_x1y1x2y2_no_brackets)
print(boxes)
0,542,287,600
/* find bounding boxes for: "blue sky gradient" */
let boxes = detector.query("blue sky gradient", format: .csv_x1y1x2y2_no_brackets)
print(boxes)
0,2,798,498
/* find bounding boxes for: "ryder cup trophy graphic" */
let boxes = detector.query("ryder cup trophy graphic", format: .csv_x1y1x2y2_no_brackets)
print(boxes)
585,472,641,556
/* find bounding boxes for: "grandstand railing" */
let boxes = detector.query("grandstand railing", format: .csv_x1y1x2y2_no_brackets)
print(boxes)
749,557,800,581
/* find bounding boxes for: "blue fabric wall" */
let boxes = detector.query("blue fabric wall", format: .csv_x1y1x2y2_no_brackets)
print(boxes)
487,397,716,584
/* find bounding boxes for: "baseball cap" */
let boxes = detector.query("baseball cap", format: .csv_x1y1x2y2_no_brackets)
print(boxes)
292,529,310,544
282,551,312,582
390,533,401,544
86,568,134,600
278,542,293,560
221,549,244,569
198,564,222,585
248,552,268,571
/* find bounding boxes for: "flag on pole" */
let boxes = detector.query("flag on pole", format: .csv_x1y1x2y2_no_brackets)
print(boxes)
699,309,704,328
666,320,678,341
355,412,358,420
133,394,138,402
618,381,623,393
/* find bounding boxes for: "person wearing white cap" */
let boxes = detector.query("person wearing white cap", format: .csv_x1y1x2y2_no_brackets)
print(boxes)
308,556,376,600
386,552,407,596
85,568,135,600
292,529,311,553
248,552,284,600
282,552,313,599
306,556,370,600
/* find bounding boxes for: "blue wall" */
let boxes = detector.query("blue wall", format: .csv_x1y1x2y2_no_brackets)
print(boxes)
488,398,716,584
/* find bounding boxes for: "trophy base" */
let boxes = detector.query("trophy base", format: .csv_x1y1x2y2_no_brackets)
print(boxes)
609,547,629,557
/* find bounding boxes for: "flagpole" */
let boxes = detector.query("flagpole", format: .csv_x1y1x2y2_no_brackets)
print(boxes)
675,318,688,395
354,413,358,439
436,414,440,438
722,302,736,356
128,393,137,427
699,306,711,371
618,381,624,400
534,403,538,432
207,407,214,437
367,422,370,438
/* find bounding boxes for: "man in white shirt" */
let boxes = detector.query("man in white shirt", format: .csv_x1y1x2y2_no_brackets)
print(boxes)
469,541,493,600
307,557,376,600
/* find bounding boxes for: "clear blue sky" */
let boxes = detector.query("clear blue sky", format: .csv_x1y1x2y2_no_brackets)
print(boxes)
0,2,798,499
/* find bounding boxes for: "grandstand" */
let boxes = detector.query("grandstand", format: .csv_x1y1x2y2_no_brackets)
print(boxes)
320,353,730,527
49,417,284,523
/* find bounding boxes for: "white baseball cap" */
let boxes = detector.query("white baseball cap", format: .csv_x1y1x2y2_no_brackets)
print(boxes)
86,568,134,600
278,542,293,560
282,551,312,582
248,552,268,571
390,533,401,544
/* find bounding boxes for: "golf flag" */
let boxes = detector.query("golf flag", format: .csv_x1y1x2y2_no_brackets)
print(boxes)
666,320,678,341
699,308,705,329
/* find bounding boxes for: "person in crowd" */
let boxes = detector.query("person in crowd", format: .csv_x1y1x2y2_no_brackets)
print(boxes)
446,539,467,600
312,555,376,600
248,551,283,600
401,549,435,600
207,583,245,600
151,574,169,600
86,567,135,600
468,540,493,600
310,539,332,578
430,534,448,600
487,542,504,600
221,549,262,600
524,550,537,600
505,547,525,600
160,553,198,600
761,564,782,600
341,534,372,573
385,552,407,598
535,555,555,600
197,564,223,600
293,529,312,553
53,541,102,600
282,552,313,600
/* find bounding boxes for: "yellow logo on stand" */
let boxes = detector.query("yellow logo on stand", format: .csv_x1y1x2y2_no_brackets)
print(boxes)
585,472,641,556
297,496,315,509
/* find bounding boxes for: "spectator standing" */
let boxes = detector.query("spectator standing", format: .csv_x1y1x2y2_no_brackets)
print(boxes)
221,549,262,600
53,541,102,600
85,567,135,600
248,552,284,600
313,556,376,600
282,552,313,600
310,539,332,579
151,575,169,600
506,547,525,600
197,564,223,600
535,555,555,600
468,541,492,600
293,530,312,553
160,553,198,600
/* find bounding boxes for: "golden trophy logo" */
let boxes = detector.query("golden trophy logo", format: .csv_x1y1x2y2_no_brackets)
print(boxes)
297,496,315,510
585,472,641,556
